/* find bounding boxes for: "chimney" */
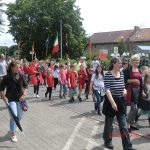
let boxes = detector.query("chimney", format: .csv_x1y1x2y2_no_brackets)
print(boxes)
134,26,140,34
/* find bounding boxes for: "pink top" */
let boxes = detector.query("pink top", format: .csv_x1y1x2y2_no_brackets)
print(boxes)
131,71,142,87
18,65,24,74
59,69,67,84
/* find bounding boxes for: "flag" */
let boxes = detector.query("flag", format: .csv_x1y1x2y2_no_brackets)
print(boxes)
99,52,107,60
18,37,21,49
45,35,49,49
52,33,59,55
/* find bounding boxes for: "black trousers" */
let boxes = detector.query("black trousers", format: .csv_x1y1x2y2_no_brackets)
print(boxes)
34,82,40,95
45,87,52,99
54,78,59,89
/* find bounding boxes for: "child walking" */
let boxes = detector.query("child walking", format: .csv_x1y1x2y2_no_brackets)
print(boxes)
135,73,150,126
68,65,78,103
59,65,67,98
77,64,87,102
45,69,54,100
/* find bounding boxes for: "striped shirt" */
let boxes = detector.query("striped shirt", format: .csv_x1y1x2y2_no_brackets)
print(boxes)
104,71,125,96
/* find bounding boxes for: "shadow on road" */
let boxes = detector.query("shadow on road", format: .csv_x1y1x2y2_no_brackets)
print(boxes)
0,106,6,112
0,132,11,143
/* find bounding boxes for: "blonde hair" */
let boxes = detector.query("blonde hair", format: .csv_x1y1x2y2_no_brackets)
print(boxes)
131,54,140,61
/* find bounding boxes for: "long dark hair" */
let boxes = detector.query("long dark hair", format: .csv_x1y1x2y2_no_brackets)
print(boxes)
95,65,104,79
7,61,17,74
109,57,121,71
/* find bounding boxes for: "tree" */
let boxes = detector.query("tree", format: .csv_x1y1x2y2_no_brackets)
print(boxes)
0,0,5,32
118,39,128,56
6,0,86,60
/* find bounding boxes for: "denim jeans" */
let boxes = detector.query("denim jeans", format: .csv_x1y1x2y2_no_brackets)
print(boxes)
103,114,132,150
9,101,23,132
93,89,103,112
59,83,67,97
127,102,138,124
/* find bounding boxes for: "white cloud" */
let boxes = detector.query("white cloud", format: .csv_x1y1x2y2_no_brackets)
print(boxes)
76,0,150,34
0,0,16,46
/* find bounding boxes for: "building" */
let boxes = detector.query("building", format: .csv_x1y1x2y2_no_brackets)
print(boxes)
86,26,150,55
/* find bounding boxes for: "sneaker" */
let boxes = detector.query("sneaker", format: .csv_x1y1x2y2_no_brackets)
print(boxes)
85,95,88,100
69,97,75,103
11,136,18,142
104,143,114,149
36,95,40,98
33,93,36,98
97,111,102,115
78,96,82,102
130,125,139,130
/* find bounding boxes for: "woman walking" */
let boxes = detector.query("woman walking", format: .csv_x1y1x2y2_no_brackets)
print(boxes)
124,54,142,131
0,61,28,142
90,65,105,115
102,57,136,150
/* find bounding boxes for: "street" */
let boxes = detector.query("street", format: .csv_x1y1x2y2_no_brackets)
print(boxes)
0,85,150,150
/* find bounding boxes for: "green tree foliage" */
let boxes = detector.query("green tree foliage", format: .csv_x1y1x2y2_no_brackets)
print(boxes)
0,0,5,32
0,45,17,56
6,0,86,60
118,39,128,55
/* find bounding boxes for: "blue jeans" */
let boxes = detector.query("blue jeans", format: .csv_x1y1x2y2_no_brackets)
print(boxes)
59,83,67,97
9,101,23,132
103,114,132,150
93,89,103,112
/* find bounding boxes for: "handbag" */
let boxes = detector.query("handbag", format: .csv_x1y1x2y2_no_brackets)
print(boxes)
21,100,28,111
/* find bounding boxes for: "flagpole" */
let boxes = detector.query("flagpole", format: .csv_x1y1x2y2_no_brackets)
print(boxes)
60,19,63,59
89,38,92,61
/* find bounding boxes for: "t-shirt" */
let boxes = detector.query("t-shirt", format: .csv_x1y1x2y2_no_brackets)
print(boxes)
68,71,77,88
45,74,54,87
53,69,59,78
78,69,87,83
104,71,125,97
91,73,105,96
59,69,67,84
0,73,28,102
91,60,100,71
0,60,7,77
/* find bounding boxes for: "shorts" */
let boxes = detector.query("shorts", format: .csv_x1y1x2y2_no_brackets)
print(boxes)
78,81,85,89
69,87,78,97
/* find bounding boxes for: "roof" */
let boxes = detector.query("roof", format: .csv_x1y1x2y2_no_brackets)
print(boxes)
138,45,150,51
90,27,150,44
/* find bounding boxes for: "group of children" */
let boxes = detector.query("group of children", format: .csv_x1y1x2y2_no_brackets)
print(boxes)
15,57,150,120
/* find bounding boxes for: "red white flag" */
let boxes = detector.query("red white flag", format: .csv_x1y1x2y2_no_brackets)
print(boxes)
52,34,59,55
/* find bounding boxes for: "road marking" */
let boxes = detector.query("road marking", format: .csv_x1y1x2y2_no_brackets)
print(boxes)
62,118,85,150
85,125,99,150
76,134,99,147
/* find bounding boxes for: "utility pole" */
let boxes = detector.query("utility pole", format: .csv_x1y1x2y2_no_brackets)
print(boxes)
60,19,63,59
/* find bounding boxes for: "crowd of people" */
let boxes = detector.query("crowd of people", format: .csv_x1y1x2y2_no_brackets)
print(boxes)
0,53,150,150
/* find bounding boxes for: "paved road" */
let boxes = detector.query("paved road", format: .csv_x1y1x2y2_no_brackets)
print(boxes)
0,85,150,150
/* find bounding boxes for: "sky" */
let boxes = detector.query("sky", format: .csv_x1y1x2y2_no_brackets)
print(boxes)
1,0,150,46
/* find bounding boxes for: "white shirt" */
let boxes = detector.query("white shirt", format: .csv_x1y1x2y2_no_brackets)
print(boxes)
0,60,7,77
91,73,105,96
92,60,100,71
53,69,59,78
